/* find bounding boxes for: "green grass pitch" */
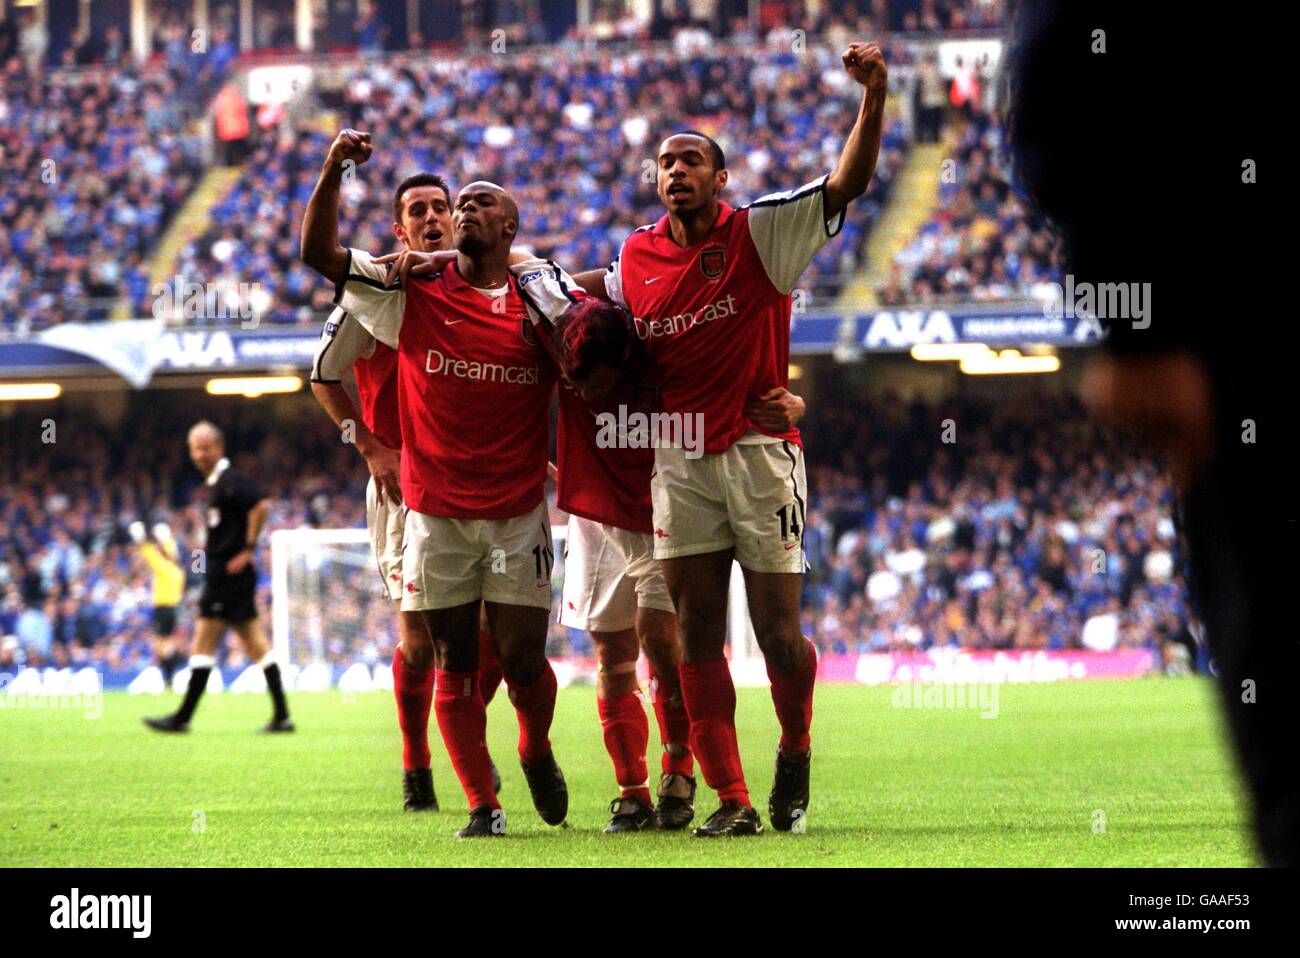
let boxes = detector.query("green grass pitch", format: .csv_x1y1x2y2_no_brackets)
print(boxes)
0,677,1254,866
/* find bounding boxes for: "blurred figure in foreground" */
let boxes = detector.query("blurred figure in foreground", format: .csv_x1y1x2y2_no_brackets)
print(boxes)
1007,1,1293,864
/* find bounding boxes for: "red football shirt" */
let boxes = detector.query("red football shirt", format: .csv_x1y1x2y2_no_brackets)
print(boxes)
310,306,403,450
555,363,658,535
605,175,843,455
337,250,557,519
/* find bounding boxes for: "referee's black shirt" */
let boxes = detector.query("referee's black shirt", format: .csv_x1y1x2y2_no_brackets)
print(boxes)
202,458,267,570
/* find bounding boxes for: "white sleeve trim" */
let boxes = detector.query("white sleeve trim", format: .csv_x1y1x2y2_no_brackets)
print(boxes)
509,257,585,324
745,174,844,295
311,306,377,383
334,248,404,349
604,256,626,307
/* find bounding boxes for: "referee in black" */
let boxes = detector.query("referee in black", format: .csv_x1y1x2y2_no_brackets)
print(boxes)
145,421,293,733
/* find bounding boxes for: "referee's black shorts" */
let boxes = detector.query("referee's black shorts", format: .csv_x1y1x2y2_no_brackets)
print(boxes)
198,568,258,624
151,605,178,637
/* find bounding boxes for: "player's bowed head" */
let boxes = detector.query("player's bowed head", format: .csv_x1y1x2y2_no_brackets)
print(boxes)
553,298,636,403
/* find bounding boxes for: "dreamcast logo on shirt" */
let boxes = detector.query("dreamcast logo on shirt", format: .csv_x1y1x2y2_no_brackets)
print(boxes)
425,349,541,384
633,294,737,340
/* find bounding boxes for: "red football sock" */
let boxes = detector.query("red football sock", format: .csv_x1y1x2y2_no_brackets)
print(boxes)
679,657,749,806
392,650,435,771
767,640,817,755
598,691,652,806
651,670,694,777
506,660,557,767
478,631,504,706
433,670,498,810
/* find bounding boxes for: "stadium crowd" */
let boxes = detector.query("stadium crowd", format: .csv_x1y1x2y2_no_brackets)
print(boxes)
1,0,1021,335
0,392,1195,678
797,392,1192,658
0,1,1002,68
0,48,226,334
175,39,906,328
881,97,1065,306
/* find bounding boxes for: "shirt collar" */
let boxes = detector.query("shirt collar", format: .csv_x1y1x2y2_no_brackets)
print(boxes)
441,259,468,291
653,201,735,241
440,259,511,295
205,457,230,486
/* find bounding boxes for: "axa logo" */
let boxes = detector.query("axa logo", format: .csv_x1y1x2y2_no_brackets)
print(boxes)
50,889,151,938
861,311,957,349
152,330,238,369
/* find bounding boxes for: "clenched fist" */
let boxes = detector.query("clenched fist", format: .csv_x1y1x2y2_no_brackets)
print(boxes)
327,128,373,169
843,42,887,94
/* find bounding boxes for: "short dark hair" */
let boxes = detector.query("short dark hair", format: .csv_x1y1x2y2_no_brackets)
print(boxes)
392,172,451,221
556,298,633,382
671,129,726,172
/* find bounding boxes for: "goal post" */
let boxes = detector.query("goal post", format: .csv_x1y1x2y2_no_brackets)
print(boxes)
269,525,762,685
270,527,374,669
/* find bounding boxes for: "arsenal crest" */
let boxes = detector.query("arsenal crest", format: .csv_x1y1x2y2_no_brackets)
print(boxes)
521,317,540,347
699,247,725,279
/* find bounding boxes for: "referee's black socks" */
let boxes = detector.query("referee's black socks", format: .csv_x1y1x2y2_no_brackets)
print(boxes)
260,653,290,721
175,654,215,724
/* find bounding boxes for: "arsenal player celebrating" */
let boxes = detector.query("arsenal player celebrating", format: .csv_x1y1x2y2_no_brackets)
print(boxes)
504,265,805,833
301,130,504,815
303,164,560,836
571,42,889,836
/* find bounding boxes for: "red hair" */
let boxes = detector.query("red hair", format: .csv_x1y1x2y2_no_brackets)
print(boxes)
555,298,634,381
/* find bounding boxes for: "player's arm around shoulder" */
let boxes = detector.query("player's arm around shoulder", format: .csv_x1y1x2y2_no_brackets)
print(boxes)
508,256,587,322
311,307,377,385
335,248,406,349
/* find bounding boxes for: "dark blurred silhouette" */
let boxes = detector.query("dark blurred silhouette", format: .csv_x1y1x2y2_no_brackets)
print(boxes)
1007,1,1294,865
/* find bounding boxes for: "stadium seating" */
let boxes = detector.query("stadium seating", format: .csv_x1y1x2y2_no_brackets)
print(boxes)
882,101,1063,305
175,41,906,327
0,392,1192,673
0,59,221,334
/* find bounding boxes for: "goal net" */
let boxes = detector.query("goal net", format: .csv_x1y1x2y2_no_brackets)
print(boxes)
270,525,762,689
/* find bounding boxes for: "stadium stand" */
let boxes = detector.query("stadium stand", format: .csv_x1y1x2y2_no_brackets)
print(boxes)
881,99,1063,306
0,56,228,333
3,0,1016,334
173,41,907,327
0,391,1195,676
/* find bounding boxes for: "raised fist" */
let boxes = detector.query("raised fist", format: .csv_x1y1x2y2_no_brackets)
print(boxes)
328,128,373,169
843,42,887,94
